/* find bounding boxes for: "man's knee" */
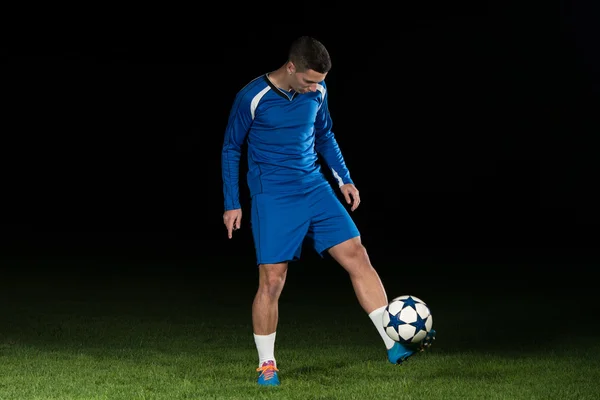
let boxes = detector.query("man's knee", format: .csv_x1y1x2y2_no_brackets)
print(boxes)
347,239,369,260
258,263,288,297
329,237,372,270
332,237,368,259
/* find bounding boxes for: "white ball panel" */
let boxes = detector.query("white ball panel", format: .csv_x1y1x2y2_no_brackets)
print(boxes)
385,326,399,342
397,324,416,341
415,303,430,319
392,295,409,301
399,306,417,323
388,300,405,315
412,329,427,343
425,315,433,331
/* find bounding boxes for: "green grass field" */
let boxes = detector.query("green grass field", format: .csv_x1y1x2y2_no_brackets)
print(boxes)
1,256,599,399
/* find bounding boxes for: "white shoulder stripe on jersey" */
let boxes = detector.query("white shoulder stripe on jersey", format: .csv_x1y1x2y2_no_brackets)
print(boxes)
250,86,272,119
316,84,326,109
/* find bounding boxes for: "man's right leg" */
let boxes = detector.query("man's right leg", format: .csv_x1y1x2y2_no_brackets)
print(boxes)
253,262,288,386
250,192,308,385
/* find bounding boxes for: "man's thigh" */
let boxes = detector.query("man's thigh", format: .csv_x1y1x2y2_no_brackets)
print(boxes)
251,192,310,265
306,186,360,256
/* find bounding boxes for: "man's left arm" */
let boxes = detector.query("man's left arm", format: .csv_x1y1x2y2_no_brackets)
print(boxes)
314,86,360,211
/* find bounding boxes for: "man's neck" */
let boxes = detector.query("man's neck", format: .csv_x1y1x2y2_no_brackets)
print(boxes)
267,65,292,91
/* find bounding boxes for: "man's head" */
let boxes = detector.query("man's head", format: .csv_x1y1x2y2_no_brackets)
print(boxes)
285,36,331,93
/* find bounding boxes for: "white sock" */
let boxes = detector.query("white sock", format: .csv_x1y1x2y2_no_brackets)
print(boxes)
253,332,276,367
369,305,396,350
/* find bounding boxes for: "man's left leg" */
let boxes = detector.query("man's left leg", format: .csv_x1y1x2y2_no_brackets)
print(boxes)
327,236,387,315
328,237,425,364
307,185,431,363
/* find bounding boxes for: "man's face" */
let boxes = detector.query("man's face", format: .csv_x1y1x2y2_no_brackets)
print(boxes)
290,66,327,93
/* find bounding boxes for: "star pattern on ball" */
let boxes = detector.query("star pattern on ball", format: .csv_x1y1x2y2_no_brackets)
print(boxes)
400,296,418,310
386,310,404,331
410,311,427,333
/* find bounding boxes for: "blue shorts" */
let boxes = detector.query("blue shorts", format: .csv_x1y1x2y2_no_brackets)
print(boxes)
250,184,360,265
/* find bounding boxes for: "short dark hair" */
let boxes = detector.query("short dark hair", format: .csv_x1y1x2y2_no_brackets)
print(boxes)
288,36,331,74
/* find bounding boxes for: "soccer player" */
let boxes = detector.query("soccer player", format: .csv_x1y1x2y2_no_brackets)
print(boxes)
221,36,435,386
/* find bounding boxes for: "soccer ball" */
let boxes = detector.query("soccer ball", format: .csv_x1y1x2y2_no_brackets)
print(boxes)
383,295,433,345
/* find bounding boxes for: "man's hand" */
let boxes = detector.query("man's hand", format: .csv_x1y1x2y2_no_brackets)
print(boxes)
223,208,242,239
340,184,360,211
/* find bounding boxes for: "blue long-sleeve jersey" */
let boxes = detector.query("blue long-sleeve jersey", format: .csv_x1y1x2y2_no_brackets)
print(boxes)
221,74,353,210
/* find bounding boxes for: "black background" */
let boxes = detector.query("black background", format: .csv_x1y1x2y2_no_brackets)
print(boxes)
2,2,598,299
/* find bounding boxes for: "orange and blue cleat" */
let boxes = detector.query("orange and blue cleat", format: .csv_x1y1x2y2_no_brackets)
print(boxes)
256,360,280,386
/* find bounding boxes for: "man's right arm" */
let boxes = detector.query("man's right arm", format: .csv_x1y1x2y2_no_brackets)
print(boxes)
221,91,253,211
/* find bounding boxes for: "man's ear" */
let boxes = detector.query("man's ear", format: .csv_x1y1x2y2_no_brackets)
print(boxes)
287,62,296,75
